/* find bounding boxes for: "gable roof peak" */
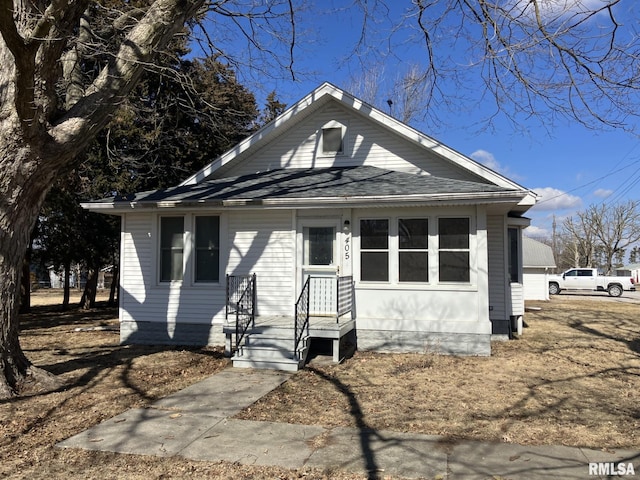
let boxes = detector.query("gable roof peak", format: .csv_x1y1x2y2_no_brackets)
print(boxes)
180,82,534,203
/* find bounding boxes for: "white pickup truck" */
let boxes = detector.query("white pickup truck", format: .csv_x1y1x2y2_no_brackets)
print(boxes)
548,268,636,297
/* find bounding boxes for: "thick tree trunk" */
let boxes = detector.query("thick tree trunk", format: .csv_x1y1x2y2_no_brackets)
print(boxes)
19,247,31,314
79,266,98,310
0,0,206,398
62,261,71,310
108,265,119,306
0,139,62,397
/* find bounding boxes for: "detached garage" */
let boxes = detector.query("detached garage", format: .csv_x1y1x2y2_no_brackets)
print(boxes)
523,236,556,301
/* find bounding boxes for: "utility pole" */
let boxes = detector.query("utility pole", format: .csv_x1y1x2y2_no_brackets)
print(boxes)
552,215,557,272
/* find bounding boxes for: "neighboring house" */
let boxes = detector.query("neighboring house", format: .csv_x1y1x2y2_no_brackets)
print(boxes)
522,236,556,301
48,266,77,289
83,82,536,369
616,263,640,284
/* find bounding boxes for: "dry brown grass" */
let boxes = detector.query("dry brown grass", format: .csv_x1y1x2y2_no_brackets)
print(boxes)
3,292,363,480
1,291,639,479
239,296,640,450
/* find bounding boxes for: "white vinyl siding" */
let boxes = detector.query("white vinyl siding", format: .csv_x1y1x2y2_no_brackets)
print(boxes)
523,269,550,300
219,103,487,183
120,212,227,328
227,210,294,316
487,215,507,322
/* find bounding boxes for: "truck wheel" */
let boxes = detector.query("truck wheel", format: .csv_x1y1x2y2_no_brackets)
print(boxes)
608,284,623,297
549,282,560,295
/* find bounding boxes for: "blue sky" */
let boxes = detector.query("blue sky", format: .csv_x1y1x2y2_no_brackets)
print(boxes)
197,1,640,241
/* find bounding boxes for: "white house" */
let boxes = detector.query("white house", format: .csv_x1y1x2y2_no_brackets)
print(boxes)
617,263,640,285
522,236,556,301
83,83,536,370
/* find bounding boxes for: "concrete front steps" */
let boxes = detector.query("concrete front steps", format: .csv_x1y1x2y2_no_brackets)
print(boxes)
228,324,309,372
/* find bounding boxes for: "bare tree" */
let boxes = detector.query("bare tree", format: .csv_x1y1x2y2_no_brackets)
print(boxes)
561,201,640,273
347,63,435,126
0,0,297,398
350,0,640,132
561,214,598,268
583,201,640,274
2,0,639,398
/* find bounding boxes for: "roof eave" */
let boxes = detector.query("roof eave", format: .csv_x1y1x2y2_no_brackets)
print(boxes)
83,191,527,212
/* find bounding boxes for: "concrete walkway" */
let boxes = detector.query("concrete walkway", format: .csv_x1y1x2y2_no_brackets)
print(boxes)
58,368,640,479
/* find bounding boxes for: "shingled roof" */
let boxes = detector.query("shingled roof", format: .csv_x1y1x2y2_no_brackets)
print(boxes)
523,236,556,268
86,166,527,210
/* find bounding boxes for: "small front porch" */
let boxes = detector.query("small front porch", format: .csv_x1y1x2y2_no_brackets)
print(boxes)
223,315,356,371
223,274,356,371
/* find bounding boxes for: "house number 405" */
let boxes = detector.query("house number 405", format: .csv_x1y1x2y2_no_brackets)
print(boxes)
344,234,350,260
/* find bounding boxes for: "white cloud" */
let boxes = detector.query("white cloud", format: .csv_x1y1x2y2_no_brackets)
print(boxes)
593,188,613,198
471,149,500,170
470,149,523,181
511,0,609,19
524,224,550,238
531,187,582,211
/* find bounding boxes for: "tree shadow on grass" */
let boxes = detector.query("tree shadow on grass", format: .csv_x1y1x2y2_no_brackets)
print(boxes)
568,317,640,355
0,342,227,448
19,302,119,331
306,365,382,480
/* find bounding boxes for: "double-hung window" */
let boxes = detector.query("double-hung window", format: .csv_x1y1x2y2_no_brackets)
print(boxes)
160,216,184,282
195,216,220,282
159,215,221,283
398,218,429,282
360,219,389,281
438,218,470,282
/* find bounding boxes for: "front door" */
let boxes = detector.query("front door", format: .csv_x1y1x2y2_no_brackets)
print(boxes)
301,222,339,316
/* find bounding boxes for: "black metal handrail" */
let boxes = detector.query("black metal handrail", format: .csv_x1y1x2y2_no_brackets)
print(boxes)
294,276,310,359
337,275,354,321
226,274,255,319
227,274,256,355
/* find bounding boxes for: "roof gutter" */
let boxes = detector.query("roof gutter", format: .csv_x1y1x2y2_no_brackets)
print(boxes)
82,190,528,213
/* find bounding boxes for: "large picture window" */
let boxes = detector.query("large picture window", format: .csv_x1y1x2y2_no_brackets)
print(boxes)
438,218,470,283
160,216,184,282
399,218,428,282
360,219,389,281
195,216,220,282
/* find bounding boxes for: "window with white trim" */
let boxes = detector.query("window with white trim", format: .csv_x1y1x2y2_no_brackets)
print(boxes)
399,218,429,282
438,217,470,283
322,127,343,154
508,227,519,283
160,216,184,282
195,216,220,282
360,219,389,281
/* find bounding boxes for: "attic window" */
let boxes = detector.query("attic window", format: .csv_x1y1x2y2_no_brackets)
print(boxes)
322,127,343,154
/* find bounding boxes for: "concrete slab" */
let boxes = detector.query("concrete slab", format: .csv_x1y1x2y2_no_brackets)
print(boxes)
57,408,224,457
179,419,326,467
152,368,290,417
306,427,449,479
449,440,640,479
56,367,640,479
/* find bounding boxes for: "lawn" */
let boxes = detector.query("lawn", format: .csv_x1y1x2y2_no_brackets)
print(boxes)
1,291,639,479
241,296,640,450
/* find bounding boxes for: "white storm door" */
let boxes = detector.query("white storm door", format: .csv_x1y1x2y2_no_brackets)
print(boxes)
301,224,339,316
